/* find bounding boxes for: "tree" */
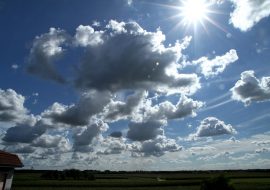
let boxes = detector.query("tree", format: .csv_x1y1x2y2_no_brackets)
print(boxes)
200,175,235,190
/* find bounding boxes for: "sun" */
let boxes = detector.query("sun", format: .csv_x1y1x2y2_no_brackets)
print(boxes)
146,0,226,34
180,0,211,27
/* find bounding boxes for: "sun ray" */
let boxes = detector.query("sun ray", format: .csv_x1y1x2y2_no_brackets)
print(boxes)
142,0,228,36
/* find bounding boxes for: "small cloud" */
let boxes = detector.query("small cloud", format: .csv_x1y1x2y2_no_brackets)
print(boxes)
226,33,232,38
33,99,38,104
32,92,39,96
11,64,19,70
92,20,101,27
126,0,133,6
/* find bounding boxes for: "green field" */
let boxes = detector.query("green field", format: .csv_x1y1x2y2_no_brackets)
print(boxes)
12,170,270,190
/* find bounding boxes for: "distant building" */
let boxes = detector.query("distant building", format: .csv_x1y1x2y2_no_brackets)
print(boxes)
0,151,23,190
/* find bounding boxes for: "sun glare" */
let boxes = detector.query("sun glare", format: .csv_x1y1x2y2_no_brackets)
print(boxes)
180,0,209,26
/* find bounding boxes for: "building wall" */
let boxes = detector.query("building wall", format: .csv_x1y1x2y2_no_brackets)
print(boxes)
0,168,14,190
0,173,5,190
4,170,13,190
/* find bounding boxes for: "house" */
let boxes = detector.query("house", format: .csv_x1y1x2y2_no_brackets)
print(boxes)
0,151,23,190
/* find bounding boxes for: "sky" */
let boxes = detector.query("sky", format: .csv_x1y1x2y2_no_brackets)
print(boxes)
0,0,270,170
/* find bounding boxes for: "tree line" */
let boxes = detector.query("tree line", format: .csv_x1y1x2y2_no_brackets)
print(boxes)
40,169,95,180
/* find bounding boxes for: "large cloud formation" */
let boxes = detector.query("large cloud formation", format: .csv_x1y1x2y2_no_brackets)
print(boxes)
75,20,199,94
27,20,200,94
231,70,270,105
0,20,211,163
229,0,270,31
192,117,237,137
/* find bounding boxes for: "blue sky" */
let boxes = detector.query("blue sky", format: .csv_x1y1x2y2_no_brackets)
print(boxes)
0,0,270,170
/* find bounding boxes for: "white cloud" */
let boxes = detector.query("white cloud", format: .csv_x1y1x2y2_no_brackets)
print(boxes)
231,70,270,105
98,137,127,155
192,49,238,78
4,144,35,154
229,0,270,31
27,28,68,83
32,134,65,148
11,64,19,70
74,25,104,47
134,135,182,157
0,89,35,125
32,92,39,96
192,117,237,137
143,95,204,121
255,148,270,153
92,20,101,27
126,0,133,6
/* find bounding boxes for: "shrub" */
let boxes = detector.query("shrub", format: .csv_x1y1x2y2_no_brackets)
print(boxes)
200,175,235,190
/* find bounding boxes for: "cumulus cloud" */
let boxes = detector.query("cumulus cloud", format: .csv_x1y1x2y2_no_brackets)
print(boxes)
42,90,111,126
92,20,101,27
229,0,270,31
13,20,209,161
133,135,181,157
73,121,108,152
32,134,64,148
2,124,46,143
104,91,147,122
192,49,238,78
4,144,35,154
74,25,103,47
0,89,35,125
143,95,204,121
126,0,133,6
98,137,127,155
127,120,165,141
231,70,270,105
255,148,270,154
27,28,68,83
75,20,200,94
192,117,237,137
26,20,200,95
11,64,19,70
103,92,203,124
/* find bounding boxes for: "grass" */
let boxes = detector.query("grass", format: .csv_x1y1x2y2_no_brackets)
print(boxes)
13,187,200,190
12,170,270,190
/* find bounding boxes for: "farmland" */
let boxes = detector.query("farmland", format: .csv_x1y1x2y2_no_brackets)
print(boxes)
12,170,270,190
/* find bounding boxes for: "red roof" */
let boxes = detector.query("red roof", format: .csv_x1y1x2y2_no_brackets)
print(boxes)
0,150,23,168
